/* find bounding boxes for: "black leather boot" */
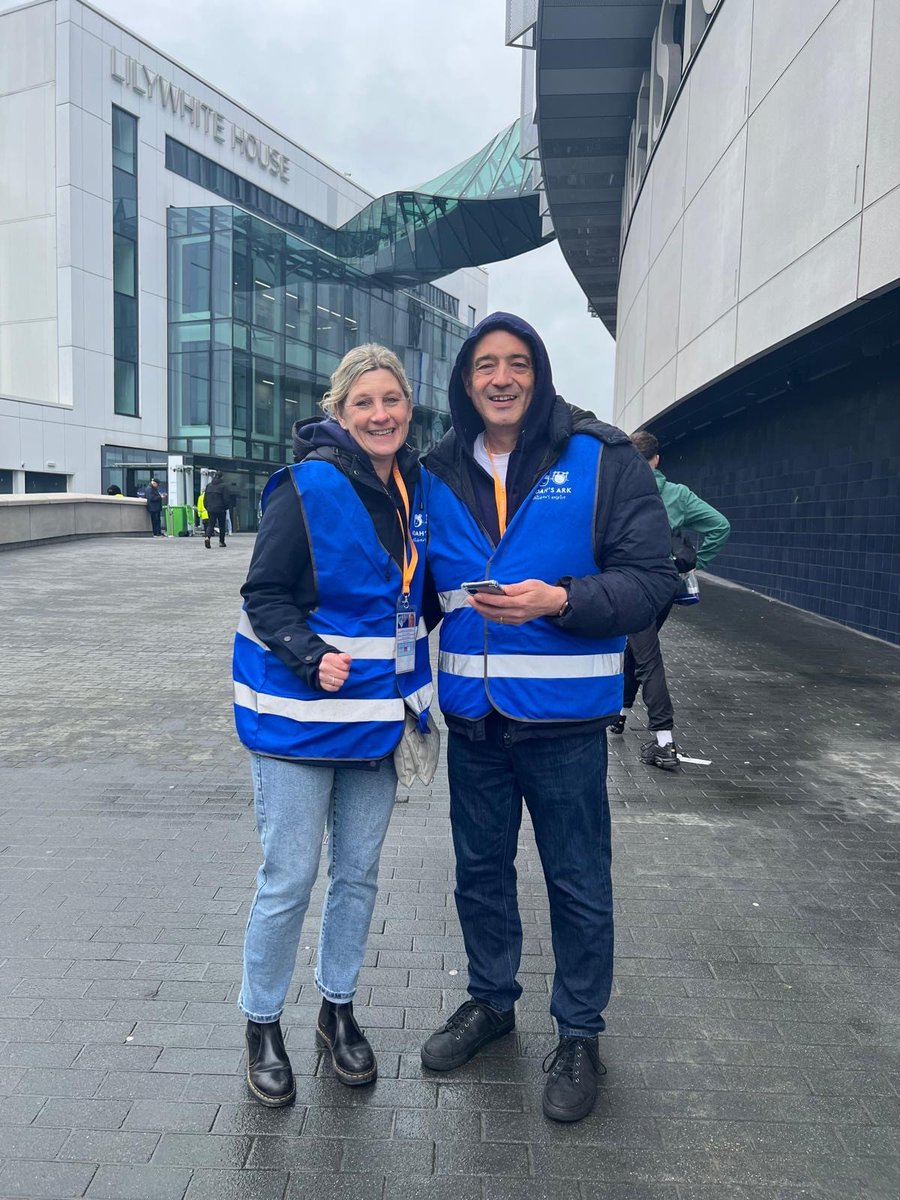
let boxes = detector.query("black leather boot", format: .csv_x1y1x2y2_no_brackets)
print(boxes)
245,1019,295,1107
315,998,377,1086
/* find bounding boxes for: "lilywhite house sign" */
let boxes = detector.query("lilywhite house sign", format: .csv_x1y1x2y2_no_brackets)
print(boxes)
110,49,291,183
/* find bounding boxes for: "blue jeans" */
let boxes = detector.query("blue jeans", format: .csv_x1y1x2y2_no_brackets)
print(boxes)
448,717,613,1037
239,753,397,1023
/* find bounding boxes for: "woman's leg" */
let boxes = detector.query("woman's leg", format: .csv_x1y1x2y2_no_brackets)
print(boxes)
315,757,397,1001
239,753,334,1023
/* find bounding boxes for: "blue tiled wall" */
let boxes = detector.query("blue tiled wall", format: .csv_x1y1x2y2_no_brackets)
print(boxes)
661,354,900,645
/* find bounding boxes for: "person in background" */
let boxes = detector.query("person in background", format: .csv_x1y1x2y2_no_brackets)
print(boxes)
420,313,676,1123
203,471,232,548
106,484,123,497
609,430,731,770
232,344,434,1107
145,478,166,536
196,487,209,537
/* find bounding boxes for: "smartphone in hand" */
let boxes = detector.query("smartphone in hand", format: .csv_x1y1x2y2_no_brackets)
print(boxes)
461,579,506,595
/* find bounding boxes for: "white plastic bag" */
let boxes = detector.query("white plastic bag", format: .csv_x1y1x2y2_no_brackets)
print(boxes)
393,709,441,787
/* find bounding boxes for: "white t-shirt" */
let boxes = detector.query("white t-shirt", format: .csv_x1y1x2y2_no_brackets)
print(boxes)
473,433,511,486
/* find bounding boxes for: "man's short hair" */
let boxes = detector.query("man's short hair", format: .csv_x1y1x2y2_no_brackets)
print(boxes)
631,430,659,461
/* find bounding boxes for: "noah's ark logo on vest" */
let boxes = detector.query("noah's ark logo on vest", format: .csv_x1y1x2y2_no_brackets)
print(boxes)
534,469,572,501
411,511,427,541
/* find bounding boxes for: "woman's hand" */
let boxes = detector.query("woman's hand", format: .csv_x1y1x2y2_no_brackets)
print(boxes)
318,651,352,692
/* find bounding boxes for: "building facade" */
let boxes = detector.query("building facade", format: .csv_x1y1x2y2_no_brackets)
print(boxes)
0,0,490,528
514,0,900,643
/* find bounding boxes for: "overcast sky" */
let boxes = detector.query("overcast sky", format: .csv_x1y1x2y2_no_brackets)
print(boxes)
18,0,618,417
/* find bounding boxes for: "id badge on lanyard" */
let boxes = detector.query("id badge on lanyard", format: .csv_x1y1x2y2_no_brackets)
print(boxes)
395,602,418,674
392,462,418,675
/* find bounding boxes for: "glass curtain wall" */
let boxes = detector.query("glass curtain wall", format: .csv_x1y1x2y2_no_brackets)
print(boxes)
168,206,468,526
112,107,139,417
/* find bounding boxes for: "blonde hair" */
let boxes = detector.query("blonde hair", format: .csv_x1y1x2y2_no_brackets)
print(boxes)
320,343,412,418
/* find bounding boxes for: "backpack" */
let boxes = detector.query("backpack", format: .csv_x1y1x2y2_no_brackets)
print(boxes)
671,528,697,574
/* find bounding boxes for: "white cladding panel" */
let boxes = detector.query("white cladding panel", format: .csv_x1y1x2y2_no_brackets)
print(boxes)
862,0,900,207
683,0,751,204
614,0,900,428
678,127,745,349
643,221,682,382
0,1,55,94
740,0,871,298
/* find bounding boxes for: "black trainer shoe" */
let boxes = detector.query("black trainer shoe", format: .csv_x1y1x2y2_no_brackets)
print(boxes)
542,1035,605,1123
640,739,680,771
245,1020,295,1107
315,999,377,1086
421,999,515,1071
607,715,626,736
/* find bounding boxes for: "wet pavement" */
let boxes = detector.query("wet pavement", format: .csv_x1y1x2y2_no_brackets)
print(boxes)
0,534,898,1200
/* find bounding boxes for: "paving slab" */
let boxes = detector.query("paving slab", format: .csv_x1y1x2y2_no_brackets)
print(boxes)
0,535,897,1200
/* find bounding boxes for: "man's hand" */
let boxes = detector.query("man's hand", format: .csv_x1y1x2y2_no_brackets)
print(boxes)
468,579,568,626
318,651,352,691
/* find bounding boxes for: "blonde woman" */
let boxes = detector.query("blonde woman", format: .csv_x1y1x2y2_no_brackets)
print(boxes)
233,345,434,1105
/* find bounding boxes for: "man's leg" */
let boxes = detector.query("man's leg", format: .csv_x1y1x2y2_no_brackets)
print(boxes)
626,620,673,732
517,728,611,1122
448,719,524,1011
421,718,520,1071
633,600,679,769
610,642,639,734
517,729,613,1036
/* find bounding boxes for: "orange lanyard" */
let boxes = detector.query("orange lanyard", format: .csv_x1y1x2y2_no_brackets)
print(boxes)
391,461,418,600
485,444,507,538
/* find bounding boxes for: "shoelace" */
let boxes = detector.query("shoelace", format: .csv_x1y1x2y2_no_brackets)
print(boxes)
439,1000,484,1034
542,1037,607,1081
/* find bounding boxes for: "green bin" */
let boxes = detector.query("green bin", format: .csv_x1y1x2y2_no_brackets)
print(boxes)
163,505,192,537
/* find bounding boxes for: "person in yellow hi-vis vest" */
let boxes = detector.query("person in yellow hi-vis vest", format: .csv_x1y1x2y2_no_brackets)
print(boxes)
196,489,209,543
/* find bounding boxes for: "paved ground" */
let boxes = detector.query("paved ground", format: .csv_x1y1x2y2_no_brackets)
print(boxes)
0,533,898,1200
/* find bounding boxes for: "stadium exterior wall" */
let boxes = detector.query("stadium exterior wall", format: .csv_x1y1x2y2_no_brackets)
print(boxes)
610,0,900,644
614,0,900,429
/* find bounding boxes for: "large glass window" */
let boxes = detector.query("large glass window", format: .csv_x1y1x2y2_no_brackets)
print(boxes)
112,107,137,174
166,205,470,527
112,106,139,417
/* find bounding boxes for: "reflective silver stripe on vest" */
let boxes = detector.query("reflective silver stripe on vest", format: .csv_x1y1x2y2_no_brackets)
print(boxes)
329,620,429,658
438,651,624,679
438,589,471,614
234,681,403,724
238,610,427,659
237,609,268,649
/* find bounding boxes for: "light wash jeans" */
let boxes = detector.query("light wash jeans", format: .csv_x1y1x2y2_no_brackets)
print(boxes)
238,752,397,1023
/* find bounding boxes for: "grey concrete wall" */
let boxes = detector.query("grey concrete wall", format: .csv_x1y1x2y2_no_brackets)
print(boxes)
0,494,150,548
614,0,900,430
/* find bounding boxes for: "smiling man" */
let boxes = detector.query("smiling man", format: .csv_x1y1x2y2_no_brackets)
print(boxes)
421,313,677,1122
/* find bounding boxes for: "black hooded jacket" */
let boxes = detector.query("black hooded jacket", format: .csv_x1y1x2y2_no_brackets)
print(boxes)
241,418,438,689
424,311,678,741
203,476,232,513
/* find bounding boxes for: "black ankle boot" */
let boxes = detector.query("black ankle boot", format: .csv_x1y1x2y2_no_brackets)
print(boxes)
315,999,376,1086
245,1019,295,1107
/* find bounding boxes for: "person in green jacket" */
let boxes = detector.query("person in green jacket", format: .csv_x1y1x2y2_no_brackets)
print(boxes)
609,430,730,770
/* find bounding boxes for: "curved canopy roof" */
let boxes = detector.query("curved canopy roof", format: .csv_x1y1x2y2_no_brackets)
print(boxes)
336,120,552,286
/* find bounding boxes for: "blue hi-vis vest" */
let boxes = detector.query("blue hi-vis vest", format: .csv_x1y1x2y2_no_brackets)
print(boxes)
426,434,624,722
233,461,433,762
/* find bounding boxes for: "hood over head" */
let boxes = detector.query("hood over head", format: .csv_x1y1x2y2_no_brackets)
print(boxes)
448,312,558,457
292,415,360,462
